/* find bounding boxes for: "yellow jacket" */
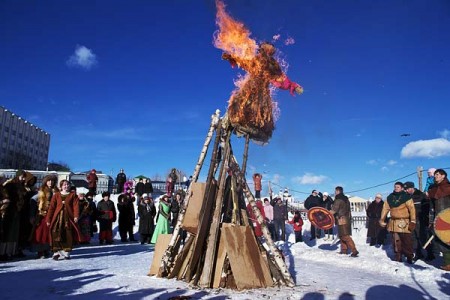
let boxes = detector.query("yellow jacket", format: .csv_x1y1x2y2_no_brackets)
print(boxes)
380,199,416,233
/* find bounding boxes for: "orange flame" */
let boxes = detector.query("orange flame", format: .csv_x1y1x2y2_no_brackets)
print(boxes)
214,1,302,143
214,0,284,143
213,0,257,61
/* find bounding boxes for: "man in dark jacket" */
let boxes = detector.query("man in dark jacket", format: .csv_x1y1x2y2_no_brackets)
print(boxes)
304,190,322,240
404,181,428,261
366,193,387,246
321,192,334,240
273,197,286,241
144,179,154,196
116,169,126,194
330,186,358,257
134,178,145,206
117,193,136,242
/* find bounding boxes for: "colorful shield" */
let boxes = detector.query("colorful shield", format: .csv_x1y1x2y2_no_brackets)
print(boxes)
307,207,335,230
434,208,450,245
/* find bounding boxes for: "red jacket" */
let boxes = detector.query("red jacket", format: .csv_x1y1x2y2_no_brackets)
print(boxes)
288,216,303,232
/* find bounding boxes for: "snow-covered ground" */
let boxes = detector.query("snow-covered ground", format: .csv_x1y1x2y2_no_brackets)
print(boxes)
1,195,449,299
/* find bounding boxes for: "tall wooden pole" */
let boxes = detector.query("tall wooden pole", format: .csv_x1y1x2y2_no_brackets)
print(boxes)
158,109,220,277
417,166,423,191
241,134,250,176
198,130,232,287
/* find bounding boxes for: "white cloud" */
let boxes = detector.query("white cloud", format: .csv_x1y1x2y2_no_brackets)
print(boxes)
295,173,327,185
271,174,283,184
366,159,378,165
381,166,389,172
387,160,397,166
66,45,98,70
438,129,450,139
401,138,450,158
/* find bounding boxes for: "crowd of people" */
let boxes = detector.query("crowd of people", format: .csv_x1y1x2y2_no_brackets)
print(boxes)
0,168,188,262
1,167,449,272
250,169,449,271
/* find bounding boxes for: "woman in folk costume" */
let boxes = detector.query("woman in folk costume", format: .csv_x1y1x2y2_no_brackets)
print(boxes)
30,174,58,258
96,191,116,245
46,180,81,260
77,193,95,244
151,195,171,244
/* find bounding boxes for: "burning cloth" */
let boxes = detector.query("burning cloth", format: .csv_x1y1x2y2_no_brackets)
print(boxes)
214,0,303,143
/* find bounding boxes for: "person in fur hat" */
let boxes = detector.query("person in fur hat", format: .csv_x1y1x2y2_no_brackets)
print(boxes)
30,174,58,258
96,191,116,245
86,169,98,195
0,170,35,260
138,194,156,244
46,180,81,260
117,192,136,242
77,192,96,244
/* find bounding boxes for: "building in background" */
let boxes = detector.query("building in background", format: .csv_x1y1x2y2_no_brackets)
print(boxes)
0,106,50,170
0,169,113,195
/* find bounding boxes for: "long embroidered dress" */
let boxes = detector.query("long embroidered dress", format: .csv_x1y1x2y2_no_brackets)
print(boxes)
47,192,80,253
150,199,171,244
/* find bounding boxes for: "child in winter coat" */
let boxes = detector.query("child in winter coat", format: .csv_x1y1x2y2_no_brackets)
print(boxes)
289,210,304,243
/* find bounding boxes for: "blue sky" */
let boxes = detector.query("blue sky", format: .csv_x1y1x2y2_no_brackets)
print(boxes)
1,0,449,200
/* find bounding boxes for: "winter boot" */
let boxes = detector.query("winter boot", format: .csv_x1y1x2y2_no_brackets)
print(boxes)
351,251,359,257
60,250,71,260
441,264,450,271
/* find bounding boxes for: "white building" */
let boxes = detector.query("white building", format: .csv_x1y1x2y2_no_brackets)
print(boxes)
0,106,50,170
0,169,113,194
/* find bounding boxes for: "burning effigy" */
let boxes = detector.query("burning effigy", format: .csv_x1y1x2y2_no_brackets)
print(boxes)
150,0,298,290
214,0,303,143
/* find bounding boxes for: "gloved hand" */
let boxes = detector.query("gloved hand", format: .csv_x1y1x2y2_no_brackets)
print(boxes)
408,222,416,231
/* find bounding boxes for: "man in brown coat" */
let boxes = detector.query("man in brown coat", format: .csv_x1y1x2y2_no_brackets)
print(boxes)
380,181,416,264
330,186,358,257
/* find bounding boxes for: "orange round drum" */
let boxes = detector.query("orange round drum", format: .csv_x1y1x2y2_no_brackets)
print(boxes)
434,208,450,246
307,207,335,230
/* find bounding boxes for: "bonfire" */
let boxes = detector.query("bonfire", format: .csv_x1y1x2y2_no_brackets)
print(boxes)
150,0,303,290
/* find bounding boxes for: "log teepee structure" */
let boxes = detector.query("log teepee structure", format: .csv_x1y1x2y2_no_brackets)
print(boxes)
148,109,294,290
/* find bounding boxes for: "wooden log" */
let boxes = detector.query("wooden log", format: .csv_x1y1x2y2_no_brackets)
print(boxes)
241,134,250,176
221,224,273,289
231,156,295,287
184,119,225,282
184,179,218,282
148,234,172,276
158,109,220,277
243,183,294,287
168,235,193,279
198,130,232,287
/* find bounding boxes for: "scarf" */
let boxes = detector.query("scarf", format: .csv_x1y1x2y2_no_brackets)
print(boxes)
386,190,410,208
